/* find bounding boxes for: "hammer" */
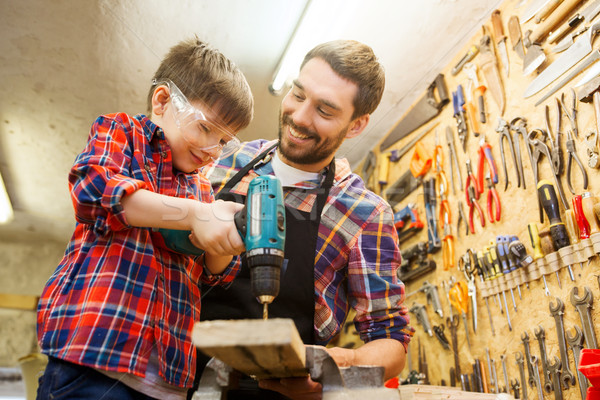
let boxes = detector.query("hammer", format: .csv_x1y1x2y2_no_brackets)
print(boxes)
579,76,600,147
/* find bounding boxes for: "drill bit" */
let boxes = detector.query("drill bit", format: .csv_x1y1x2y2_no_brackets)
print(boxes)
263,303,269,320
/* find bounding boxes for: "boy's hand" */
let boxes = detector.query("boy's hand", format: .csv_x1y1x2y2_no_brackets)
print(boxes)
189,200,245,256
258,377,322,400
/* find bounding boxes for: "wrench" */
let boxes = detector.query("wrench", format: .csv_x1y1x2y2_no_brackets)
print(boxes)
534,325,553,393
448,316,461,378
516,352,528,400
547,356,564,400
500,354,510,393
549,297,576,389
522,331,536,388
570,286,598,349
486,348,496,393
531,355,545,400
567,325,589,399
490,357,500,393
510,379,520,399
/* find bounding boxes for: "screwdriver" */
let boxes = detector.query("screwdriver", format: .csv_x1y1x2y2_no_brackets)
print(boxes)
527,222,551,296
487,245,512,331
474,250,496,336
479,249,503,313
582,192,600,267
497,236,520,303
537,180,574,282
573,194,592,267
565,199,584,271
491,239,517,311
508,235,529,291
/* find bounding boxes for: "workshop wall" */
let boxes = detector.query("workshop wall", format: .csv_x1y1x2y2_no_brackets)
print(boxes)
358,0,600,398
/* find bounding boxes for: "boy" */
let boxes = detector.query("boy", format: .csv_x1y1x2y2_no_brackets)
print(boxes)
36,38,253,400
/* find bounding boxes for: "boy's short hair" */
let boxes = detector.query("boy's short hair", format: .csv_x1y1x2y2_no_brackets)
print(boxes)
148,37,254,132
301,40,385,120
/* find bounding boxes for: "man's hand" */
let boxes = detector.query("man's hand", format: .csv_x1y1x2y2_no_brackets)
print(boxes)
258,376,323,400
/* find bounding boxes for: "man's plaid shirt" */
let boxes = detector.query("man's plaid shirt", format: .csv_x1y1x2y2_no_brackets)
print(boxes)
204,139,414,346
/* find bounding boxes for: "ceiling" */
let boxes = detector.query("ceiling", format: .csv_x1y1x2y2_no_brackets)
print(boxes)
0,0,505,242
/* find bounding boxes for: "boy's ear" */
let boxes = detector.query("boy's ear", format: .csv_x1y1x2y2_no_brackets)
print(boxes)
346,114,370,139
151,85,170,117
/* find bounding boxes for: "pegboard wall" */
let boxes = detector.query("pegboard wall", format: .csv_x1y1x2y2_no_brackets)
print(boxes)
355,0,600,398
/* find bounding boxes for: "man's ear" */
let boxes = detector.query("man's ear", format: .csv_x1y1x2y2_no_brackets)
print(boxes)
346,114,370,139
151,85,170,117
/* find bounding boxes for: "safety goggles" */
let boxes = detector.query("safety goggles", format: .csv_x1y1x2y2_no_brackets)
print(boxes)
158,79,241,160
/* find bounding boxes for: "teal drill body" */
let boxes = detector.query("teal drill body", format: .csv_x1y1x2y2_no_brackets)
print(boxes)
158,175,286,305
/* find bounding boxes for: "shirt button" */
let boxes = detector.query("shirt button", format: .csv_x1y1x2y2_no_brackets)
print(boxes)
161,151,168,159
145,164,151,172
149,320,155,327
159,274,164,282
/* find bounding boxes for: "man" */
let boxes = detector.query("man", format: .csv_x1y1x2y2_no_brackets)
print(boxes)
197,40,414,399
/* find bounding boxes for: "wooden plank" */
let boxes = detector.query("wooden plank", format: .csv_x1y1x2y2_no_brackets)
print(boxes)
192,318,307,380
0,293,39,310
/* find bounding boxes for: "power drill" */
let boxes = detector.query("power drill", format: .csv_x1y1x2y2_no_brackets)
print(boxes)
158,175,286,319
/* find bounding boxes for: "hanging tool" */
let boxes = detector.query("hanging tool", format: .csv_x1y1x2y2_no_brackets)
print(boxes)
423,179,441,254
573,194,591,240
449,280,471,348
452,44,479,75
457,200,468,237
384,169,422,208
463,62,487,125
467,181,485,234
486,174,501,223
528,0,587,44
521,0,559,22
508,239,534,293
549,0,600,44
509,117,532,190
446,126,463,194
486,245,512,331
559,89,579,138
393,203,424,243
460,251,479,334
476,135,499,195
441,213,455,271
463,79,482,138
419,281,444,318
564,129,588,194
432,325,451,350
525,20,600,97
448,316,461,377
479,27,505,115
377,152,391,193
384,122,440,164
522,28,546,76
508,16,525,60
507,236,527,296
564,201,585,270
534,50,600,106
409,302,433,337
409,141,433,178
453,85,468,151
537,180,575,281
479,249,504,315
491,10,509,76
528,129,570,212
380,74,449,151
528,222,553,296
544,100,564,176
494,238,518,312
496,117,523,191
583,131,600,168
581,191,600,236
398,242,436,283
361,151,377,191
534,0,564,23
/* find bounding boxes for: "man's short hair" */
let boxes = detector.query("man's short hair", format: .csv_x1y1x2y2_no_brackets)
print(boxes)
301,40,385,119
148,37,254,132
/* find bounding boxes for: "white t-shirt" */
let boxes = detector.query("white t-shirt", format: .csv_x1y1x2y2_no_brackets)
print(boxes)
271,151,320,187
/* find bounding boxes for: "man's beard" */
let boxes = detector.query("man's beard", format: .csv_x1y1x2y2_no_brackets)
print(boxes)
278,114,347,166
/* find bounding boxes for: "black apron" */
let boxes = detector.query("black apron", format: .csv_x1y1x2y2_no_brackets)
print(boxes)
195,144,335,399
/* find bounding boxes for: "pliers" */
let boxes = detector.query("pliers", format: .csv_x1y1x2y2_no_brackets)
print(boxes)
476,135,498,195
486,173,501,223
457,200,469,237
467,184,485,234
559,88,578,139
544,100,564,176
441,212,455,270
496,117,523,191
465,159,480,201
565,129,588,195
